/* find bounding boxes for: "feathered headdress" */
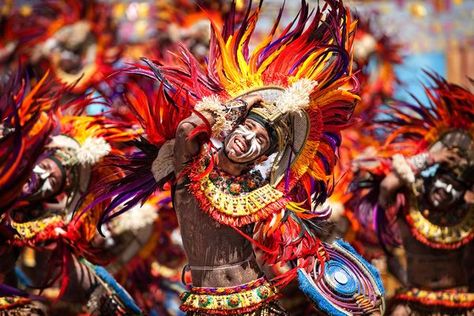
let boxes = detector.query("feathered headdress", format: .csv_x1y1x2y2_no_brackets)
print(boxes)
0,70,58,211
26,0,120,94
351,72,474,253
379,72,474,156
50,114,136,165
42,113,140,216
161,0,357,193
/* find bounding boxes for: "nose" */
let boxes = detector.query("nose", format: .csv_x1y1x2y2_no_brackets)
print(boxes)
243,130,256,141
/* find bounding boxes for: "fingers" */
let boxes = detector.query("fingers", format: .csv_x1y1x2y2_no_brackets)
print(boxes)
464,190,474,204
240,94,263,109
445,152,467,166
451,149,468,165
434,147,467,166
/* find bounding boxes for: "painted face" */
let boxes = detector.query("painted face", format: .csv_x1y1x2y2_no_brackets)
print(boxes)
425,171,465,211
224,118,271,164
22,157,65,201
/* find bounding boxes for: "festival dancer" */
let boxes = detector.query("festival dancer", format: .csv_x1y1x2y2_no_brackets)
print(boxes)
1,102,141,315
350,73,474,315
0,69,59,316
92,1,385,315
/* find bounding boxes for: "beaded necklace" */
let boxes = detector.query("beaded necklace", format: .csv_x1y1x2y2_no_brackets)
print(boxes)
208,167,266,196
187,155,287,227
404,190,474,249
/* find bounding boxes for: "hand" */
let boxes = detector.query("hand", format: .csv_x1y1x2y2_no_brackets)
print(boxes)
237,94,263,111
464,190,474,204
431,147,466,167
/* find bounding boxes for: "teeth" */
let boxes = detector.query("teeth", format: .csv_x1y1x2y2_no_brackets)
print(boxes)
235,139,245,151
447,184,453,193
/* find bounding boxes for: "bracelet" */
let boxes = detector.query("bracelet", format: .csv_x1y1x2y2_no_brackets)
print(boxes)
224,98,248,127
232,98,248,109
195,96,249,138
195,95,228,137
407,152,432,173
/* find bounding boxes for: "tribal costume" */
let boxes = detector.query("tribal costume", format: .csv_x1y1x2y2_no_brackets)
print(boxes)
350,73,474,315
0,71,142,314
91,1,385,315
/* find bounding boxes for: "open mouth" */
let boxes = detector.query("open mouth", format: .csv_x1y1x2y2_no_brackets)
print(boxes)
433,188,449,203
233,137,247,153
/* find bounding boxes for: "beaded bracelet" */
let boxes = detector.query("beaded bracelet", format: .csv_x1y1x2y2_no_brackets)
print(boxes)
223,98,248,128
407,152,433,173
195,95,248,138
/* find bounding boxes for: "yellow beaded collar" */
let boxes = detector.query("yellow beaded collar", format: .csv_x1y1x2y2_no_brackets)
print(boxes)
405,196,474,249
10,215,64,241
188,160,288,227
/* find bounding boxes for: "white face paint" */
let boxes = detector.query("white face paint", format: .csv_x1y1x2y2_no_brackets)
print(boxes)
33,165,50,179
226,125,265,162
32,165,54,194
433,178,463,201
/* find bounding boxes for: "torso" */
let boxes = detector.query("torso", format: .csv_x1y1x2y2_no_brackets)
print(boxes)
172,122,264,288
173,183,262,287
399,219,469,289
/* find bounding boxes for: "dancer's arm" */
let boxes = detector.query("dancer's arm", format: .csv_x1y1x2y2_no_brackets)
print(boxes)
174,95,262,174
379,147,463,208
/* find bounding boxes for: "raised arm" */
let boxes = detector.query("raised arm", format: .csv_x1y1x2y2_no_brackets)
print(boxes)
173,94,262,175
378,171,404,209
173,112,213,174
378,147,465,209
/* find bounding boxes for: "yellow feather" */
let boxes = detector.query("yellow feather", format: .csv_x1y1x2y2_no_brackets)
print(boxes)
287,201,309,213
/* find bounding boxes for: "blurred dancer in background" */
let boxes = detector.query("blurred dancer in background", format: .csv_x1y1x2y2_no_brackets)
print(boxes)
350,74,474,315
